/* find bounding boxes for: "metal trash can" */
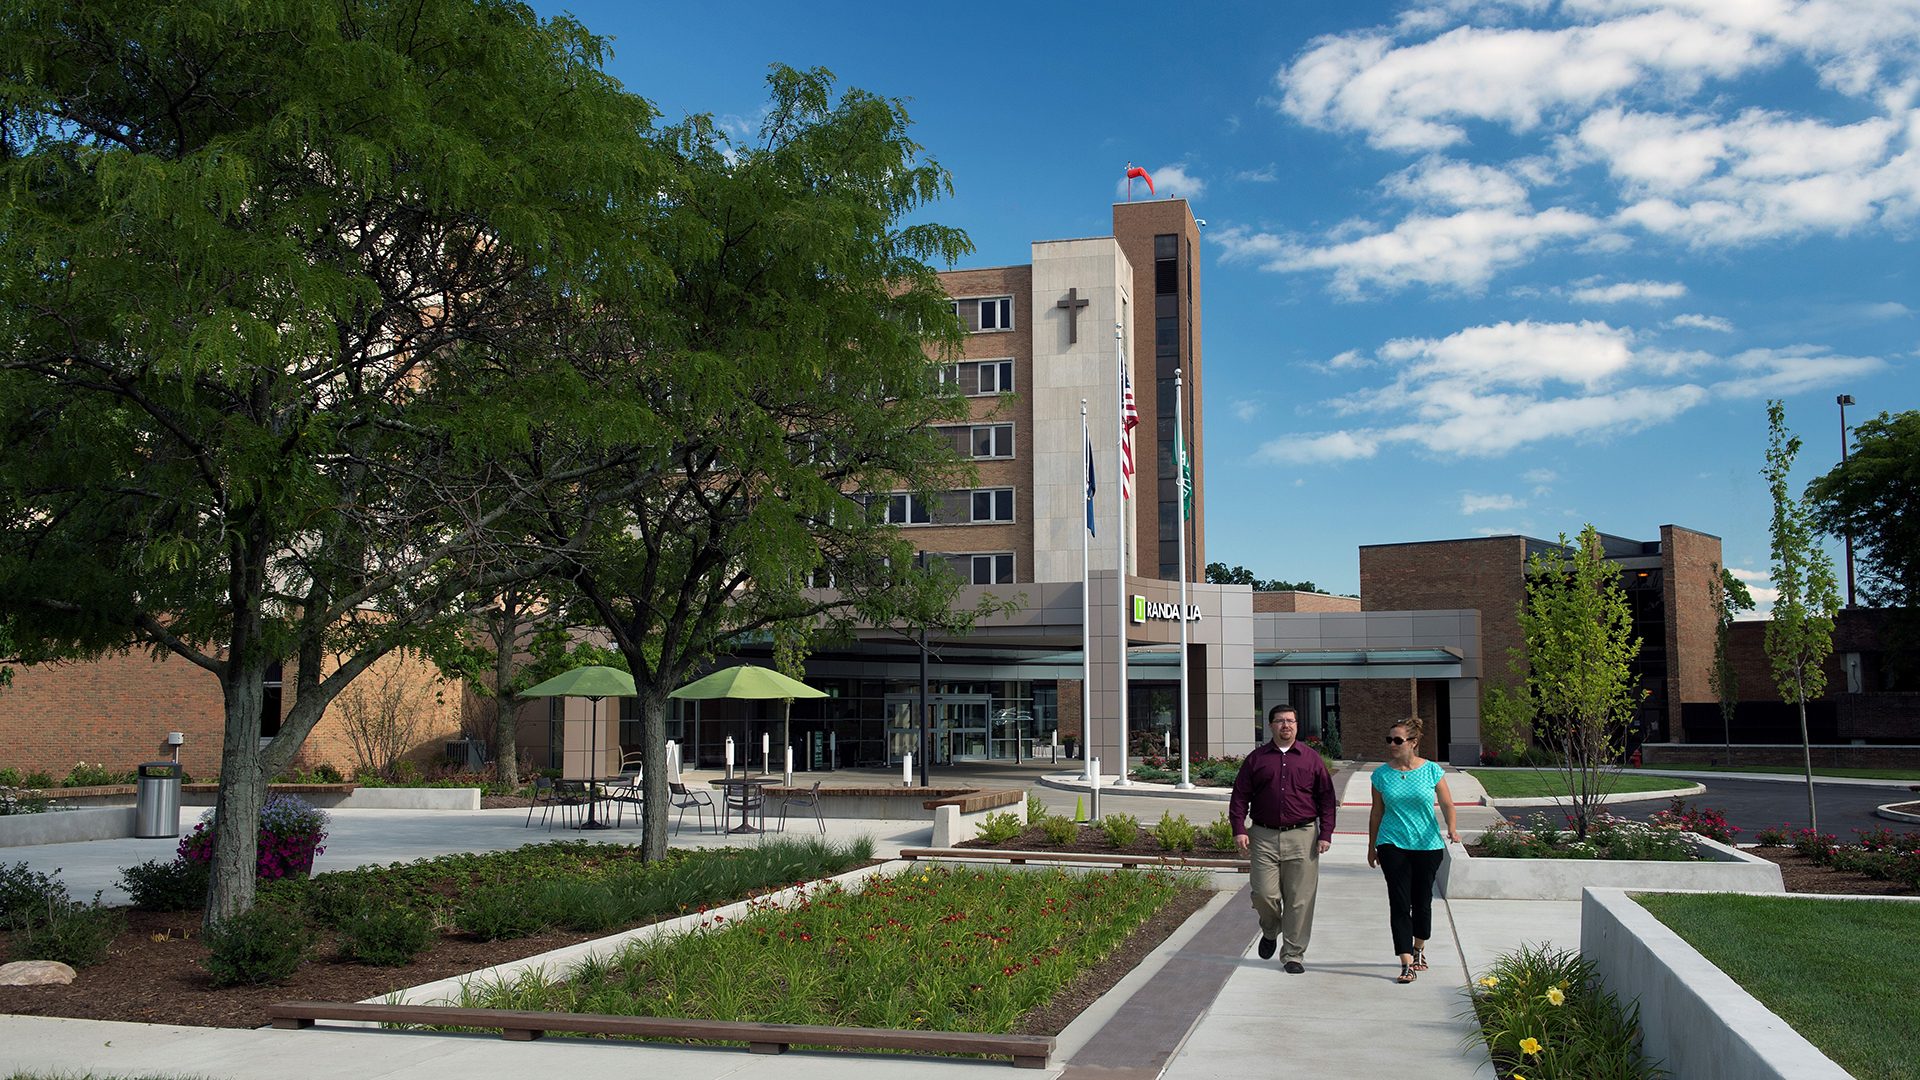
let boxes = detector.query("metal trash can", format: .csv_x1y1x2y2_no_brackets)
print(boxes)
134,761,183,838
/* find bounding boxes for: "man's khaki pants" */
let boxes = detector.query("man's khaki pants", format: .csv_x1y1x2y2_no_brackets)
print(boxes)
1248,823,1319,962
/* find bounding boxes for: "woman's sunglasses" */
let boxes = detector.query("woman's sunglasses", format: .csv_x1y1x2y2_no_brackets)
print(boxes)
1385,736,1411,745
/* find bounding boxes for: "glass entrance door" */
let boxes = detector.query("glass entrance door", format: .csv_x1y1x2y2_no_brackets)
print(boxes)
883,694,995,764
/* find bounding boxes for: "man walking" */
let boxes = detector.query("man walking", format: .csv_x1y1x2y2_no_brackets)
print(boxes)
1230,704,1338,973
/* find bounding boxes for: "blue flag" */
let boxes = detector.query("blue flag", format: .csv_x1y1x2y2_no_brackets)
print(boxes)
1084,428,1097,536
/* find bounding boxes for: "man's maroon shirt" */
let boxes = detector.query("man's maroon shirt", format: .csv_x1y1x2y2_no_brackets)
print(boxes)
1229,740,1338,846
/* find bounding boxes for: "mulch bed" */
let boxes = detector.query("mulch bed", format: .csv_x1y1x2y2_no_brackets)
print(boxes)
957,824,1243,861
1885,801,1920,816
1744,847,1920,897
0,872,1213,1035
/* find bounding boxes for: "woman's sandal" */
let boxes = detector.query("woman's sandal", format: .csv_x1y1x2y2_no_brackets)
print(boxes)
1396,963,1417,984
1412,947,1429,971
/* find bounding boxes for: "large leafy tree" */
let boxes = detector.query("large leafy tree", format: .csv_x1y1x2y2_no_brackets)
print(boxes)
1762,401,1841,834
1806,409,1920,610
1511,524,1643,840
0,0,658,919
534,66,982,861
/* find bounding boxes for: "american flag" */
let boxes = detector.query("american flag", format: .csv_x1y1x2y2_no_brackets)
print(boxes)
1120,369,1139,499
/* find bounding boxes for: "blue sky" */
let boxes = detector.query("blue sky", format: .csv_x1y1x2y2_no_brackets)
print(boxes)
538,0,1917,604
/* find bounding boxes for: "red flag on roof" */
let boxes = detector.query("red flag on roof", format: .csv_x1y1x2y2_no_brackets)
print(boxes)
1125,164,1155,199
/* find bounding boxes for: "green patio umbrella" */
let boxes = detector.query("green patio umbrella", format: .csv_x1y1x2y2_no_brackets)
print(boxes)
521,665,634,829
672,665,825,777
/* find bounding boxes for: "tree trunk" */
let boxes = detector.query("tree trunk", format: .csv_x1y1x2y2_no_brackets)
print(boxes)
637,684,671,861
1797,693,1818,835
206,664,266,926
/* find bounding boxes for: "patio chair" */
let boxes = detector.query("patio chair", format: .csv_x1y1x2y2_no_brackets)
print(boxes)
606,756,645,827
669,780,716,834
526,776,587,830
724,784,767,832
774,781,826,834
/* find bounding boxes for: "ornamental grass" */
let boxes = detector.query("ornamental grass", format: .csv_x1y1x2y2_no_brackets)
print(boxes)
456,864,1197,1034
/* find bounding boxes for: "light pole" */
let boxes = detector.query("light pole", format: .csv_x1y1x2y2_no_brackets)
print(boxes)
1837,394,1856,608
916,550,931,788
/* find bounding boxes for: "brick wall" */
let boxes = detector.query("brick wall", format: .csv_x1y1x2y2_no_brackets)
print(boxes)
1362,535,1526,690
1253,591,1362,613
1338,678,1419,762
1662,525,1723,742
1058,678,1084,742
929,265,1035,579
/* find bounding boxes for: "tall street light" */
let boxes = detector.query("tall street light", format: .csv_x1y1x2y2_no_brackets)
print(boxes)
1837,394,1856,608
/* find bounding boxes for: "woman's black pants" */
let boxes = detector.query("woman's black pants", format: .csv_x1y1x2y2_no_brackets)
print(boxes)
1376,843,1444,957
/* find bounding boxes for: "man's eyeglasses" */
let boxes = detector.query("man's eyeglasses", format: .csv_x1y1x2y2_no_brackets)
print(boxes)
1269,717,1298,725
1385,736,1411,745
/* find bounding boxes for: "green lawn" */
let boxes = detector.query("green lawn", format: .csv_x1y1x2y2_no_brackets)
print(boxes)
1636,893,1920,1080
1463,769,1682,799
1639,763,1920,781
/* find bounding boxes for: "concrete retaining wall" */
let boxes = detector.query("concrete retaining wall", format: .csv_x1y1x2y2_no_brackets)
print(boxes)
180,787,480,811
1580,887,1858,1080
0,807,138,848
1438,835,1783,900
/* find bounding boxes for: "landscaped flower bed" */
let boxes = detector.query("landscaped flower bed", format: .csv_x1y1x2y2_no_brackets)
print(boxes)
451,863,1207,1036
1468,944,1662,1080
1747,824,1920,892
1129,754,1242,787
1444,807,1783,900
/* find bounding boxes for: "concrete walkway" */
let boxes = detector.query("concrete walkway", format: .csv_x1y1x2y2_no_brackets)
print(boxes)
0,767,1595,1080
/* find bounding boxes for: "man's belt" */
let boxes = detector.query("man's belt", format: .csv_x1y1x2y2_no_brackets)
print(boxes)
1258,818,1317,831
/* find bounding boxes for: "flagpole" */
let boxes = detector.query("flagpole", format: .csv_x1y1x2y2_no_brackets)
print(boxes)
1114,324,1131,786
1081,400,1094,784
1175,368,1192,790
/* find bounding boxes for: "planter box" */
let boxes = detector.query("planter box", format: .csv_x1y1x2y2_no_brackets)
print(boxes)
179,784,480,811
0,807,139,848
752,785,1016,822
1437,834,1783,900
1580,887,1907,1080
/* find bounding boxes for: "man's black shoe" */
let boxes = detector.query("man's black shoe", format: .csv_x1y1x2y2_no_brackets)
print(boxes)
1284,960,1306,974
1257,937,1277,960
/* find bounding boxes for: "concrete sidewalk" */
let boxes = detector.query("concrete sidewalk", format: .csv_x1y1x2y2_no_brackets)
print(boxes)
0,768,1591,1080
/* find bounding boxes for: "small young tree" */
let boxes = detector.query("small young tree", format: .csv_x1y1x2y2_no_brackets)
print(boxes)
1513,524,1643,840
1709,564,1756,760
1761,401,1841,834
334,660,437,779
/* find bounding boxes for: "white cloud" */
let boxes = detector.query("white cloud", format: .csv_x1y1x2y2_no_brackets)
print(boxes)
1233,399,1263,422
1462,492,1525,513
1383,157,1531,208
1115,162,1206,201
1567,278,1688,303
1856,301,1914,319
1667,313,1734,332
1727,566,1778,618
1216,206,1600,296
1235,164,1279,182
1260,317,1887,464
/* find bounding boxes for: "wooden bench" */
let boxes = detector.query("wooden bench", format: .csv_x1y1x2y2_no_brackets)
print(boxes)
921,788,1023,814
268,1001,1054,1069
899,847,1249,871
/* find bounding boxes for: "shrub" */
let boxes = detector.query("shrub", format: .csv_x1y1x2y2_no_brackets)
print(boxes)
1202,812,1239,853
535,880,627,933
1024,794,1046,824
1791,827,1839,863
203,905,312,986
118,859,209,912
0,861,70,928
1647,797,1739,844
975,811,1024,845
22,770,55,789
62,761,131,787
1468,943,1661,1080
337,905,436,966
0,786,51,815
1038,815,1080,846
0,767,18,786
456,884,551,940
1476,813,1694,862
1099,813,1141,848
12,893,125,968
1754,824,1790,847
1150,811,1198,853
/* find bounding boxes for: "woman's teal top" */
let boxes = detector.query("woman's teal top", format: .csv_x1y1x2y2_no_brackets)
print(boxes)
1372,760,1446,851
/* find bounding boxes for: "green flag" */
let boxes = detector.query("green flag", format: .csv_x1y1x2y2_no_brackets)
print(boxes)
1178,424,1193,520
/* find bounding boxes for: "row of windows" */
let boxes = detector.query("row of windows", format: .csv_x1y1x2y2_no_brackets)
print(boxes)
951,296,1014,332
808,552,1015,588
937,359,1014,395
937,423,1014,459
884,488,1016,525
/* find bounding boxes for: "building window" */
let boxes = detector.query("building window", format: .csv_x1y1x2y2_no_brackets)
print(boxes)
971,488,1014,522
260,662,284,739
887,493,931,525
936,362,962,387
971,553,1014,585
978,360,1013,393
971,424,1013,458
978,296,1013,331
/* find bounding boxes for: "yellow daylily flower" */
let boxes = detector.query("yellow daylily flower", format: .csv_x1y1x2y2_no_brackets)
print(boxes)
1545,987,1566,1006
1519,1037,1542,1056
1478,975,1499,988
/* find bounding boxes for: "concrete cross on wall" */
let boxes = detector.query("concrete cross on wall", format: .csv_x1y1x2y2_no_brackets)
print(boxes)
1056,288,1090,344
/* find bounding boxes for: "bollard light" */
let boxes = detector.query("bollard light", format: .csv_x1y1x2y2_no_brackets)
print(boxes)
902,752,913,787
785,744,793,786
724,736,734,779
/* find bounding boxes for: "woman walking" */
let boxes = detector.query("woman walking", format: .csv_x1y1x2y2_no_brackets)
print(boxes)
1366,718,1460,984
